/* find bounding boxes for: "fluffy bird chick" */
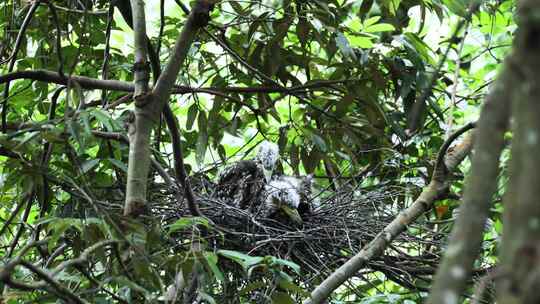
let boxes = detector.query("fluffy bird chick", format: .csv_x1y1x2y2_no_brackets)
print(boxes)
261,177,303,225
254,141,279,182
215,141,279,209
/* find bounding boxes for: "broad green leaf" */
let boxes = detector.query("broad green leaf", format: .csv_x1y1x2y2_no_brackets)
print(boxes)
168,217,210,233
217,250,264,271
196,111,208,164
443,0,468,17
364,23,395,33
349,36,374,49
203,251,225,282
108,158,128,173
270,257,301,274
81,159,100,173
186,103,198,130
363,16,381,28
91,109,116,131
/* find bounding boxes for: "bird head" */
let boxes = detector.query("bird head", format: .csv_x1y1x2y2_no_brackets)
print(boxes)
255,141,279,182
265,180,303,225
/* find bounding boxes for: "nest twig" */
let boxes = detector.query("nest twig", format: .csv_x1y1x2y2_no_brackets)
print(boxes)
151,180,448,290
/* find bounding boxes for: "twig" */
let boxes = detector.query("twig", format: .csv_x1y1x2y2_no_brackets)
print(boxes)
2,0,41,132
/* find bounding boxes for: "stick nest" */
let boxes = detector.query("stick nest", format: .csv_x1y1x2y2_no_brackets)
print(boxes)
151,176,446,289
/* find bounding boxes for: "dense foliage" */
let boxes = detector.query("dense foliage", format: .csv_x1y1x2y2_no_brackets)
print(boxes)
0,0,515,303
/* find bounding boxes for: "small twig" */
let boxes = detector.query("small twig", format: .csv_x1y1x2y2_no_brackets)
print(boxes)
2,0,41,132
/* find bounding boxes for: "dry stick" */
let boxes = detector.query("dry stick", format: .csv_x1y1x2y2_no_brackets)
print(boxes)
101,4,115,106
0,70,134,91
304,122,476,304
20,261,88,304
1,0,41,132
426,68,511,304
163,108,201,216
445,23,469,140
6,191,35,258
0,191,33,238
45,2,65,78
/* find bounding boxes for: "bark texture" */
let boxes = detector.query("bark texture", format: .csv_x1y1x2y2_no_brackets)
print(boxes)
123,0,213,216
497,1,540,302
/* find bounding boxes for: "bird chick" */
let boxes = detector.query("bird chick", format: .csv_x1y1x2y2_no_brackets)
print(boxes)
215,141,279,209
262,178,303,225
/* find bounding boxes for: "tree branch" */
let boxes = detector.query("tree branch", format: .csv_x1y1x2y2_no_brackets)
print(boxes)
2,0,41,132
0,69,349,95
304,122,476,304
123,0,214,216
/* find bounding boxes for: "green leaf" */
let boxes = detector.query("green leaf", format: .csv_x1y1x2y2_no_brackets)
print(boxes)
239,281,266,296
349,36,374,49
168,217,210,233
81,159,100,173
91,109,116,131
277,278,309,296
310,132,327,152
186,103,198,130
217,250,264,272
363,16,381,28
364,23,395,33
203,251,225,282
108,158,128,173
443,0,468,17
270,257,301,274
196,111,208,164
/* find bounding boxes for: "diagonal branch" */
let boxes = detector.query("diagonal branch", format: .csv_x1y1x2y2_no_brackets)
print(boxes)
304,122,477,304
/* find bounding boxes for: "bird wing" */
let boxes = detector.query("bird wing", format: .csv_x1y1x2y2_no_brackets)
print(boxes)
215,160,266,209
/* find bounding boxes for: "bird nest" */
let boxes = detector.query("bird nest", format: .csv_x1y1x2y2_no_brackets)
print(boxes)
153,179,445,290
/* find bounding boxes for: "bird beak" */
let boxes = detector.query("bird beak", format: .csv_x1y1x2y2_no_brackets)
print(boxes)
263,168,272,183
281,205,303,224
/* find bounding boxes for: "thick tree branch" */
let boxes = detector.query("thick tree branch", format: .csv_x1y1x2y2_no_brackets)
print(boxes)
116,0,201,216
130,0,150,97
123,0,153,216
304,122,476,304
123,0,214,216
